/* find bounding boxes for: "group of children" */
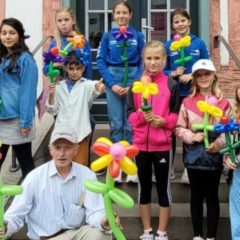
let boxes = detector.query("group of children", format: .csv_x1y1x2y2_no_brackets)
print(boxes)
0,0,239,240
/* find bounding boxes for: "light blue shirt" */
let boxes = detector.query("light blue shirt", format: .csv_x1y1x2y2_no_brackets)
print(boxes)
5,161,106,240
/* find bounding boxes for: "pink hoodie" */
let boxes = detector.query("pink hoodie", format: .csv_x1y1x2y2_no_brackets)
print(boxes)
128,71,180,152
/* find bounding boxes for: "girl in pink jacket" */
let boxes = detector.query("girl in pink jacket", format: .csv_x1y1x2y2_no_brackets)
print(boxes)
127,40,180,240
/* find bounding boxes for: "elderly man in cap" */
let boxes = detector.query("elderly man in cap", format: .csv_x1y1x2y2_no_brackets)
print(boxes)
3,128,112,240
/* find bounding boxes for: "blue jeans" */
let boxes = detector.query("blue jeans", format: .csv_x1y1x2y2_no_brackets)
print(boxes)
106,86,132,143
106,66,138,144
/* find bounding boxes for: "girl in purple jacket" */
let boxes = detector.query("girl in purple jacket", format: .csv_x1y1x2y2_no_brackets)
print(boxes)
127,40,180,240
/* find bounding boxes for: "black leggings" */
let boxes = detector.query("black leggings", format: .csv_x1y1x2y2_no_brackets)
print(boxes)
187,168,222,238
136,151,171,207
0,142,35,178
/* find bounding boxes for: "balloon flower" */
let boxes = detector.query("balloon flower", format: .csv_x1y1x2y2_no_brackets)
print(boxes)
113,26,134,87
214,117,240,164
60,31,85,57
170,34,192,66
192,96,223,148
0,179,23,239
132,76,159,111
43,47,64,84
84,137,139,240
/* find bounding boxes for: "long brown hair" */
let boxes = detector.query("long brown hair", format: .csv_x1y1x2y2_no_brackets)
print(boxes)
232,86,240,120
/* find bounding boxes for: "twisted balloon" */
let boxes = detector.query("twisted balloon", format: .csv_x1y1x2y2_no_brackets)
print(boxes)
192,96,223,148
84,137,139,240
214,116,240,164
170,34,192,66
132,76,159,111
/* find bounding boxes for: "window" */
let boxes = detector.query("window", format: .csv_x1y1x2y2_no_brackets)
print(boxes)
149,0,190,42
85,0,115,51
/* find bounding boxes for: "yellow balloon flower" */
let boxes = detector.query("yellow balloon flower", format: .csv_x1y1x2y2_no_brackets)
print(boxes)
170,35,191,51
132,76,159,99
197,101,223,118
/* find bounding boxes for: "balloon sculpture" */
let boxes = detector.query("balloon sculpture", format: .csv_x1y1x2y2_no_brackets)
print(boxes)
170,34,192,66
43,47,64,84
214,117,240,164
0,141,23,239
132,75,159,111
43,31,86,84
60,31,85,56
113,26,134,87
192,96,223,148
84,137,139,240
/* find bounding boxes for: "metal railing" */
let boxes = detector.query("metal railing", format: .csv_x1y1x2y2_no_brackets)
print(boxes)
9,35,54,172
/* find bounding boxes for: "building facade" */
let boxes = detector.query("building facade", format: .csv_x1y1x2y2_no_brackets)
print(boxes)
0,0,239,97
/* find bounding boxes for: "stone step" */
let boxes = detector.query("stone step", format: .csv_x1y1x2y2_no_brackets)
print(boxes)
119,216,230,240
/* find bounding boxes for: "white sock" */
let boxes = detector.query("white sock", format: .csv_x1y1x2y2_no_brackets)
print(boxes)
144,228,153,234
157,230,167,236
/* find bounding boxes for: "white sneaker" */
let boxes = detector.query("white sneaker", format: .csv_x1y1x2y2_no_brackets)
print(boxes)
126,174,138,183
170,168,175,180
140,232,154,240
181,168,190,184
155,234,168,240
193,236,204,240
152,174,156,183
206,238,215,240
115,171,122,183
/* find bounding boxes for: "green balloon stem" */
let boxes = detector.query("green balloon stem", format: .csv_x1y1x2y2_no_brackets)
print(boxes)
122,42,129,88
141,98,152,111
60,42,73,57
203,113,209,148
104,194,126,240
0,177,23,234
180,46,185,67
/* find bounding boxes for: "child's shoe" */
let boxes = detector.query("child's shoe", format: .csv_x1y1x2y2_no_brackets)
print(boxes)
155,234,168,240
139,231,154,240
126,174,138,183
193,236,204,240
115,171,122,183
181,168,190,184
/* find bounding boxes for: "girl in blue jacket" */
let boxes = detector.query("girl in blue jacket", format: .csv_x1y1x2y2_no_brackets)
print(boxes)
43,7,92,79
0,18,38,178
164,8,210,182
96,0,145,182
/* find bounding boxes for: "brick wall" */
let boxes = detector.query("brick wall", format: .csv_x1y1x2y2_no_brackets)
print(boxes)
210,0,240,98
43,0,61,50
0,1,5,20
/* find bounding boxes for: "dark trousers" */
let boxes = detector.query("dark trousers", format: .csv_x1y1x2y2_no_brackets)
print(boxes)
0,142,35,178
187,168,223,238
136,151,171,207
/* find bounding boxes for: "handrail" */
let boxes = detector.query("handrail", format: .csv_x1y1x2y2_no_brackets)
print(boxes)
218,35,240,70
32,35,54,56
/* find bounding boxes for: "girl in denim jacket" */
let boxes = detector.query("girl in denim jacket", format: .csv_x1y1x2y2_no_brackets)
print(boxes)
0,18,38,178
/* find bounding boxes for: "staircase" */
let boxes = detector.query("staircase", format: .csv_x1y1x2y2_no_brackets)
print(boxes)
8,124,231,240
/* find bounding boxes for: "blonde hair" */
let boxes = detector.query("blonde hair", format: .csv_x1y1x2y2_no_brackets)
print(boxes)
143,40,166,57
232,86,240,120
190,72,223,100
54,7,80,49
